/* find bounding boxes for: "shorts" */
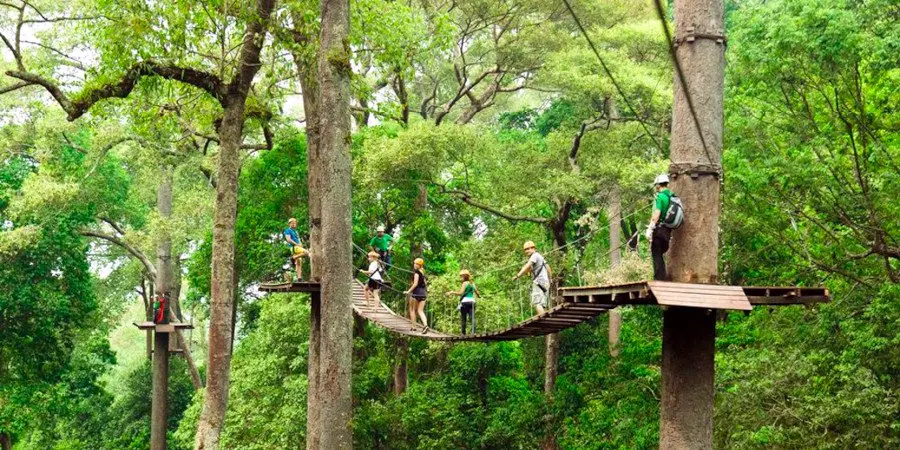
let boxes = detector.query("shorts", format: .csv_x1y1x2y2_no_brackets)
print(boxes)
411,286,427,301
367,279,382,291
531,283,549,307
292,245,307,259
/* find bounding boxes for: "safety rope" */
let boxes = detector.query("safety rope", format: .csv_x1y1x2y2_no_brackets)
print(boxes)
345,202,654,334
475,203,652,278
352,241,416,275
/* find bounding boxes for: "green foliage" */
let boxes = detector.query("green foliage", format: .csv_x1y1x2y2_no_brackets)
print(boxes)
101,358,195,449
354,342,545,450
5,333,115,450
716,0,900,447
2,0,898,448
176,293,312,449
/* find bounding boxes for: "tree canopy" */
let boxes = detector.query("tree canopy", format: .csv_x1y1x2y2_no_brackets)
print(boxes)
1,0,897,448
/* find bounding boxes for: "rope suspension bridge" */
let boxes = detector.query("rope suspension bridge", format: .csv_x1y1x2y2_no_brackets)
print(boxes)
259,277,829,342
258,201,829,342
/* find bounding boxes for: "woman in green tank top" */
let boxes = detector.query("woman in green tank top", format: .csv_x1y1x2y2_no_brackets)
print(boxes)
446,269,480,335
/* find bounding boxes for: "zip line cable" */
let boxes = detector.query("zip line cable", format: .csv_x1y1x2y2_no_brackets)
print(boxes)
650,0,714,165
561,0,666,153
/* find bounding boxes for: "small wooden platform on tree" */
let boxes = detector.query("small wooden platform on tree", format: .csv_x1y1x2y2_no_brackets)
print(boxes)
133,322,194,332
258,281,322,293
559,281,829,309
133,322,194,353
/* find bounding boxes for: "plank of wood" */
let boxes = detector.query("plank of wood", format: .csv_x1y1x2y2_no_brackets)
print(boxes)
647,281,742,292
646,281,752,311
746,296,829,305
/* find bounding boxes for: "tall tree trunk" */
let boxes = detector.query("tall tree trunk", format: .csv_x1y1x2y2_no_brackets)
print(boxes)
194,100,244,450
659,0,724,446
392,338,409,395
194,2,276,448
307,293,322,449
151,331,170,450
608,186,622,357
150,165,175,450
313,0,354,448
540,219,570,450
292,15,324,449
1,432,12,450
156,165,175,308
295,51,322,281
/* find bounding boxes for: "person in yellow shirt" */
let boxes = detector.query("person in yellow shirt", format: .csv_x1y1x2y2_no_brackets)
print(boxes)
283,218,307,281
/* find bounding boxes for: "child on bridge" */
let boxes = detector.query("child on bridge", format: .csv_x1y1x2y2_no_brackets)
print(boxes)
446,269,480,335
513,241,552,315
360,251,384,309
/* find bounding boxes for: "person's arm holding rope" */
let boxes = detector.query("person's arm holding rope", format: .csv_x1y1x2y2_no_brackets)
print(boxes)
446,281,466,297
404,272,419,295
512,261,531,281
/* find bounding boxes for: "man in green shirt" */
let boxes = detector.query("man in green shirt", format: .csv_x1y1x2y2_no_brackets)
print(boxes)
369,225,394,267
645,174,674,280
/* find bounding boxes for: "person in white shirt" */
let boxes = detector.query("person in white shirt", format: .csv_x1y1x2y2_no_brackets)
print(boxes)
360,251,384,309
513,241,552,315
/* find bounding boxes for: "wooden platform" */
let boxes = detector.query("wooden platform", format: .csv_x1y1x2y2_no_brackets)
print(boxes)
258,281,321,293
560,281,829,310
134,322,194,333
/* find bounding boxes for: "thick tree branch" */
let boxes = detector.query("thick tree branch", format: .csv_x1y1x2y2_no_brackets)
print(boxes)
98,216,128,236
0,80,32,94
81,229,157,279
6,61,227,121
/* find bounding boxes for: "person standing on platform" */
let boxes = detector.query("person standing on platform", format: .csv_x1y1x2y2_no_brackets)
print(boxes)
403,258,429,333
369,225,394,269
283,218,307,281
645,174,682,281
513,241,552,315
446,269,479,335
360,251,384,309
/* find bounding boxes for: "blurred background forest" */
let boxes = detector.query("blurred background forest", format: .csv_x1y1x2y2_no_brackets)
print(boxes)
0,0,897,448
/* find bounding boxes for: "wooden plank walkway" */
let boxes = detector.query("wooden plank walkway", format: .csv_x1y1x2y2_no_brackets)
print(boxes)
258,279,829,342
349,282,612,342
559,281,829,309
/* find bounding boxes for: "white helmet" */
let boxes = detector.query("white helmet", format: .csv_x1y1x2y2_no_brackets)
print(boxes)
654,174,670,185
376,225,385,232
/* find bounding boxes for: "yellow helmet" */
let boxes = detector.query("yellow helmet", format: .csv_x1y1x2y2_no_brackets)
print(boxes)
523,240,536,250
414,258,425,267
367,251,380,258
458,269,471,277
